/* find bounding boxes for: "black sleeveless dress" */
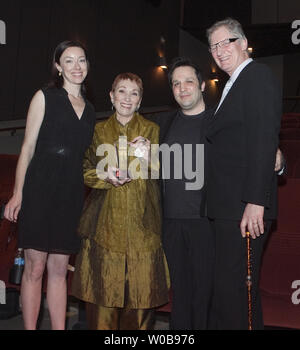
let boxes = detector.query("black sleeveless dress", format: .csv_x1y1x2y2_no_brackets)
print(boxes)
18,87,95,254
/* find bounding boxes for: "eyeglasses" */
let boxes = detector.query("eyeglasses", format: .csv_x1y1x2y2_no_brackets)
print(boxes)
209,38,239,53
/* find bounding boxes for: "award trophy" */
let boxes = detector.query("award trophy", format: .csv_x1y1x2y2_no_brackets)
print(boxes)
114,136,129,180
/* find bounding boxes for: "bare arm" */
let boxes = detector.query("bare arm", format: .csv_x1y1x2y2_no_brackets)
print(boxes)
4,90,45,222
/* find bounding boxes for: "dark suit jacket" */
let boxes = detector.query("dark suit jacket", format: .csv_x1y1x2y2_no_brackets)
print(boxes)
149,110,177,146
205,61,282,220
147,110,177,208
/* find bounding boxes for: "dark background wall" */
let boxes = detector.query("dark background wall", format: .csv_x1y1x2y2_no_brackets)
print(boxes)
183,0,252,30
0,0,180,121
0,0,300,122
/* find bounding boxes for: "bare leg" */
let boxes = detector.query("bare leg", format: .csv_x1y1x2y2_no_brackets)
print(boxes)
46,253,70,330
21,249,48,330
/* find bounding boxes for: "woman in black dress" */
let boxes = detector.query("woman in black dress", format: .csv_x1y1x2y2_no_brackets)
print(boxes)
4,41,95,329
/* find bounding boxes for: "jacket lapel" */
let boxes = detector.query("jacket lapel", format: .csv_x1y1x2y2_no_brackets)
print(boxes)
160,110,178,144
212,61,255,120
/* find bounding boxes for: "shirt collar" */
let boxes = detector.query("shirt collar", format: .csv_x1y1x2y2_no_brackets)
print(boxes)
112,112,139,132
229,58,253,85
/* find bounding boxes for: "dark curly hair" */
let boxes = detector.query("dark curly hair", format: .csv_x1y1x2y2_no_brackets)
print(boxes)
167,57,203,87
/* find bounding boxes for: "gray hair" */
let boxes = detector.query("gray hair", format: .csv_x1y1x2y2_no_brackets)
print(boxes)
206,17,247,43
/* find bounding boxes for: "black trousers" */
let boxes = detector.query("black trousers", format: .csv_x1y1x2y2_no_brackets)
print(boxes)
209,219,271,330
162,218,215,330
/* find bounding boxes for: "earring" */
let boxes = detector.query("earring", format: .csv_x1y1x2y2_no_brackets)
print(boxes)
58,71,62,76
111,104,115,111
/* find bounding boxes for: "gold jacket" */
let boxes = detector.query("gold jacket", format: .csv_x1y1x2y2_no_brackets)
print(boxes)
72,113,170,308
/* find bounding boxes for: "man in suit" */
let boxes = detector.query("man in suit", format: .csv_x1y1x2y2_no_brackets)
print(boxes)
205,18,282,329
151,57,215,330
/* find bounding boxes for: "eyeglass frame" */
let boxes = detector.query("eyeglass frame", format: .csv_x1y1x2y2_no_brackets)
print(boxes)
208,37,239,53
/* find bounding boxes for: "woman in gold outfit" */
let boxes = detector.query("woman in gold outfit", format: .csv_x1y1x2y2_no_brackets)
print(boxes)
72,72,169,330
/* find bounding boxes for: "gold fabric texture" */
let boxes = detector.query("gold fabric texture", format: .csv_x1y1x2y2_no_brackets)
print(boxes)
85,303,155,330
72,113,170,309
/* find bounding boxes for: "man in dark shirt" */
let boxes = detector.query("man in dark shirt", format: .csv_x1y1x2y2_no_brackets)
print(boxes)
151,56,284,330
151,57,214,330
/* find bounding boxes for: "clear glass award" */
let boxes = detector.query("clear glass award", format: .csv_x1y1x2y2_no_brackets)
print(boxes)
114,136,129,180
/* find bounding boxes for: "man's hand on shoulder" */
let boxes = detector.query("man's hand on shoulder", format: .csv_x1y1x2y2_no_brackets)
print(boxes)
274,148,286,175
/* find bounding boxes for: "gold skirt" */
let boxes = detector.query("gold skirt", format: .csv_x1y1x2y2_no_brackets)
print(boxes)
72,238,170,309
